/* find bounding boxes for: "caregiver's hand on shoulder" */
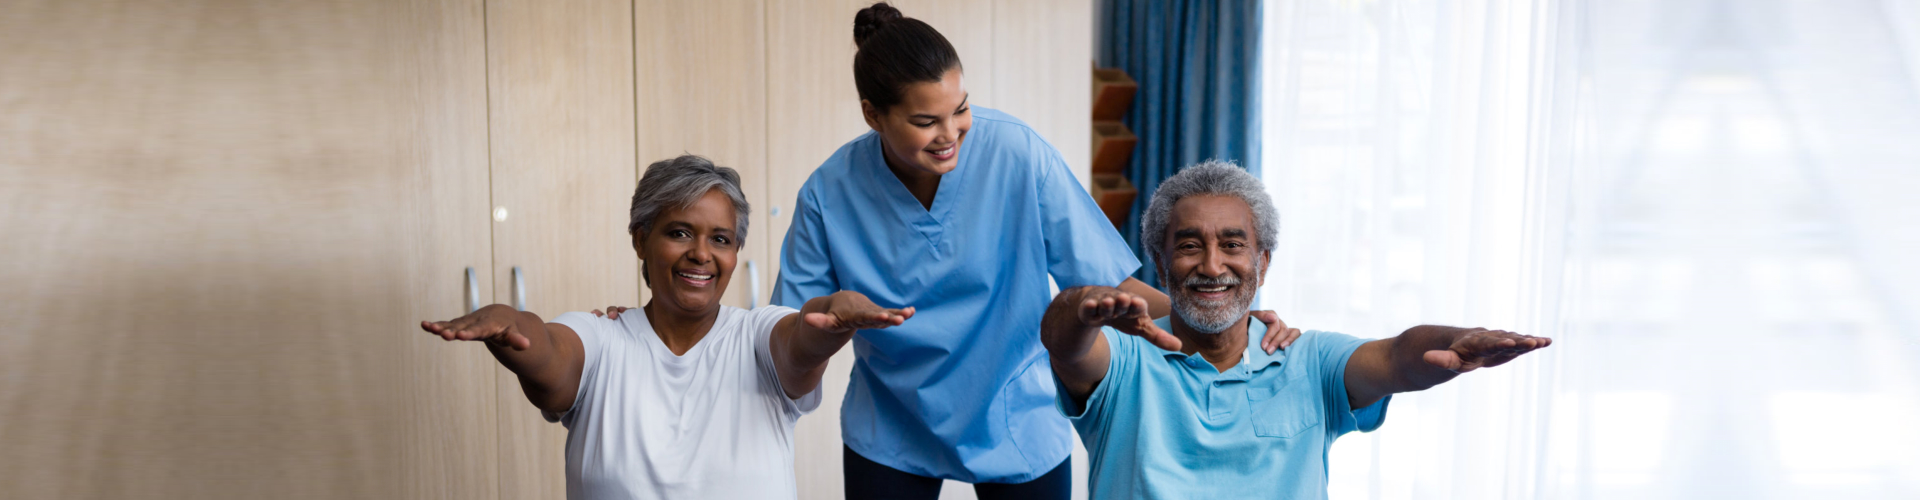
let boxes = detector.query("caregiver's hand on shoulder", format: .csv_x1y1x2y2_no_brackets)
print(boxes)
591,305,634,319
1252,310,1302,354
1076,287,1181,352
806,291,914,334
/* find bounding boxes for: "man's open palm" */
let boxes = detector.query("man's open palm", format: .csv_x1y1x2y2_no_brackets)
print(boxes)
1078,289,1181,352
1422,328,1551,373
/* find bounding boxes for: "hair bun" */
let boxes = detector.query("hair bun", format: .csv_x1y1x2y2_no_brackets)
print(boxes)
853,2,903,46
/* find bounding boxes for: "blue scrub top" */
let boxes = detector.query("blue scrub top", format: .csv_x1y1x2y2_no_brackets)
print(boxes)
772,107,1141,483
1059,317,1390,499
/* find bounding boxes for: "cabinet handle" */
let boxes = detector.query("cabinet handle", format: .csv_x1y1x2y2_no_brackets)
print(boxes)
747,260,762,309
513,266,527,311
466,267,480,313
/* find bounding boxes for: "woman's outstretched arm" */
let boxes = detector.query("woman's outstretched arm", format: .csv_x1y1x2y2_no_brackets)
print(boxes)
768,291,913,400
420,304,585,413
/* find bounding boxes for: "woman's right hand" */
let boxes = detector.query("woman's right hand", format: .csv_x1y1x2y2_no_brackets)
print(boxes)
420,304,533,351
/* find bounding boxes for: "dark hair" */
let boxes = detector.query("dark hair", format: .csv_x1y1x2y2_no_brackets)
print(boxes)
629,154,750,242
852,2,963,111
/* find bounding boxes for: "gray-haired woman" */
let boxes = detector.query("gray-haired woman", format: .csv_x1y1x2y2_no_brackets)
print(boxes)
419,154,909,499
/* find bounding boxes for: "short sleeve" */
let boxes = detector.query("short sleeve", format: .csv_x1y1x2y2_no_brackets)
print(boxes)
1057,328,1133,434
1304,331,1391,435
542,311,610,424
748,305,824,417
1033,137,1142,289
772,186,839,308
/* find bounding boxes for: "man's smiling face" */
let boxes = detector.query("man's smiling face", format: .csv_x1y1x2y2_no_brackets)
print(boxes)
1159,194,1269,334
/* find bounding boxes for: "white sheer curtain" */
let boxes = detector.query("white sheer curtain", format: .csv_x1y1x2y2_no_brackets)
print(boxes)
1260,0,1919,499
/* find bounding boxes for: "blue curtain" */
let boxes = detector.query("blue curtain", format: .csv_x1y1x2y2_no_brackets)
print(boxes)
1100,0,1262,287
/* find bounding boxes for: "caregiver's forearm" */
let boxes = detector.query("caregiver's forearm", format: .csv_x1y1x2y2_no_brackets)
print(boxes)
1119,277,1171,318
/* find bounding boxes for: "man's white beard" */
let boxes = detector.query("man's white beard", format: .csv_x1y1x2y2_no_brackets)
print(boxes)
1169,270,1258,334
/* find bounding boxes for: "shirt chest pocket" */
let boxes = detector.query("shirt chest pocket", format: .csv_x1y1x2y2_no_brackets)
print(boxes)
1245,369,1322,439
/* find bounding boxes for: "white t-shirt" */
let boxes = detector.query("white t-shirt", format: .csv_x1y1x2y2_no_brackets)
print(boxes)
545,305,822,500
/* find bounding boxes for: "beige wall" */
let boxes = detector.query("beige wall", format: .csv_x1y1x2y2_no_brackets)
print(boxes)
0,0,1087,498
1,0,504,497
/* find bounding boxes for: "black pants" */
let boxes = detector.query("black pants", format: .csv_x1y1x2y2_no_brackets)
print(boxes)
843,445,1072,500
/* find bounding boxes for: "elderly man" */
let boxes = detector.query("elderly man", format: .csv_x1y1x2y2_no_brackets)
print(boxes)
1041,161,1551,499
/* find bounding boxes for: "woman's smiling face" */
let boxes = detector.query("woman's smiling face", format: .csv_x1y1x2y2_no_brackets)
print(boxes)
634,187,738,315
862,68,971,177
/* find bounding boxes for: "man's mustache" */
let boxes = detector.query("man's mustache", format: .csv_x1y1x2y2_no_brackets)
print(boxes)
1181,273,1243,288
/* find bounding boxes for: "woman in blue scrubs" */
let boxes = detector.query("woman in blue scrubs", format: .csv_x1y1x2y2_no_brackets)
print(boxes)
770,4,1299,499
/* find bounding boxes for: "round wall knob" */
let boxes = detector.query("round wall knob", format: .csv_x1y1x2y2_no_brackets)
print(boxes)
493,206,509,222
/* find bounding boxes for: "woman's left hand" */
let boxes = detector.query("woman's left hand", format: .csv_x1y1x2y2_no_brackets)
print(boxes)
806,291,915,334
1252,310,1301,354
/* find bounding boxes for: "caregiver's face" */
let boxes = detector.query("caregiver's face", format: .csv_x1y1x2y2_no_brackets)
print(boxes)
634,188,738,314
1160,195,1269,334
863,67,971,177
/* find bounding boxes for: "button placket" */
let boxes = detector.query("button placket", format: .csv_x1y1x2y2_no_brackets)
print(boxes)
1208,381,1240,420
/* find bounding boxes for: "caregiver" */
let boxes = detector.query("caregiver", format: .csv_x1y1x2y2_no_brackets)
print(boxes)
771,4,1300,498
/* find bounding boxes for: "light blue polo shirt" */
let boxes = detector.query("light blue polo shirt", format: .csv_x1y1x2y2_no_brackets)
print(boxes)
1059,316,1390,499
772,107,1141,482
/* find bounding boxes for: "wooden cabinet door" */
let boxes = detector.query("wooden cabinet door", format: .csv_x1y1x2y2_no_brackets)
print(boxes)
634,0,771,310
991,0,1093,184
484,0,639,498
0,0,497,498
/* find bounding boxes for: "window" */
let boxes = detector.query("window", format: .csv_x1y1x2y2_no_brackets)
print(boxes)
1259,0,1920,498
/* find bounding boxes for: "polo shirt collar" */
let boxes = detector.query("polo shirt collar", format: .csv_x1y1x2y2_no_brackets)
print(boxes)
1154,313,1287,374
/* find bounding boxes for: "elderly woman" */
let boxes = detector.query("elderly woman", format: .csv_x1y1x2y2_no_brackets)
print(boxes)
419,154,911,499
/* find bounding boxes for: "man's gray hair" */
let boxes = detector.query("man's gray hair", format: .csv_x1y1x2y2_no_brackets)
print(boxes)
1140,159,1279,269
629,154,750,243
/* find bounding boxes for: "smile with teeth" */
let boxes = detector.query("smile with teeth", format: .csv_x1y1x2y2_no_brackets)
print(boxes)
927,145,954,156
675,270,714,282
1192,284,1231,293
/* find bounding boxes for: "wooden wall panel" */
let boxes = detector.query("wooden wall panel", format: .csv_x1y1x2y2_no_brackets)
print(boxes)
634,0,771,309
0,0,498,498
484,0,639,498
763,5,867,492
993,0,1095,186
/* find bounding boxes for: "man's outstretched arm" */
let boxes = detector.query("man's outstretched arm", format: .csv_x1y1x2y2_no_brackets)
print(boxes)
1344,325,1552,408
1042,286,1182,405
1116,276,1301,354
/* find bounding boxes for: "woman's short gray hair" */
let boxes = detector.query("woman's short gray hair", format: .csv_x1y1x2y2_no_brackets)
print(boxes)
1140,159,1279,269
629,154,750,243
